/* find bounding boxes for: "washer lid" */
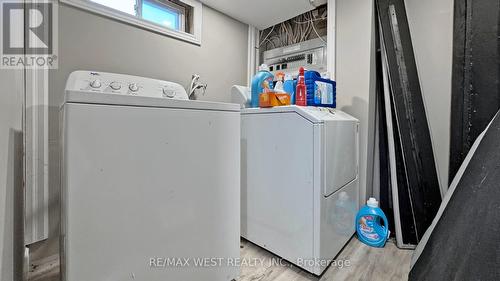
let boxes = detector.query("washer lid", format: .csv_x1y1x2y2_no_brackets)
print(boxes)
63,70,239,112
64,90,240,112
241,105,358,123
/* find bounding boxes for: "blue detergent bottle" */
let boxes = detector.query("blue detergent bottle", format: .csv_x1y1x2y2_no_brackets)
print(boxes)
355,198,390,248
250,64,274,108
283,74,295,104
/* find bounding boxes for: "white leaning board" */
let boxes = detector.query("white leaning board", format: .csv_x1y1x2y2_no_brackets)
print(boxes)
241,106,359,275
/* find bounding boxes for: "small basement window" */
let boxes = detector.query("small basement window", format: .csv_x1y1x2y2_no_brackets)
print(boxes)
141,0,185,31
61,0,202,44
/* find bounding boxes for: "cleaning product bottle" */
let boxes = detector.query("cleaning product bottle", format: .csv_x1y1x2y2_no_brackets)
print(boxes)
355,198,390,248
304,71,336,107
274,72,285,93
251,64,274,108
283,74,295,104
295,67,307,106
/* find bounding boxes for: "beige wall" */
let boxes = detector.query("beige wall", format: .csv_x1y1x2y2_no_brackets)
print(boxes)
336,0,454,202
336,0,377,205
45,3,248,255
405,0,454,194
0,70,24,281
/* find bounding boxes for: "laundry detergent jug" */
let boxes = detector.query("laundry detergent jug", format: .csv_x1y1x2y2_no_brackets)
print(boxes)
250,64,274,108
355,198,389,248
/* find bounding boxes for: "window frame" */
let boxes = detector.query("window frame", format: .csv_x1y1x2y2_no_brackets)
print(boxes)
138,0,186,32
60,0,202,45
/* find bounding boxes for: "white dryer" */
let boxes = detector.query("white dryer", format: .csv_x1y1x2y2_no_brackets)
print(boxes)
61,71,240,280
241,105,359,275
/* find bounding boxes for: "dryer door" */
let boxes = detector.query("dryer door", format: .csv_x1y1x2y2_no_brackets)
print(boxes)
323,120,358,197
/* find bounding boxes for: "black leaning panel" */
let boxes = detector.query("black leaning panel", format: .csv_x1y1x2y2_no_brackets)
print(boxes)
390,90,417,245
468,0,500,144
410,112,500,281
449,0,500,181
376,0,441,244
448,0,468,182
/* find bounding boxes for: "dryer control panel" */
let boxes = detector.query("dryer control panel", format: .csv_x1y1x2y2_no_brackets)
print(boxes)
65,71,189,100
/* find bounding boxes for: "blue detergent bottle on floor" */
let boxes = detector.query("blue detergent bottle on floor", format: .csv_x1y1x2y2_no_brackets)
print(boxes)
355,198,390,248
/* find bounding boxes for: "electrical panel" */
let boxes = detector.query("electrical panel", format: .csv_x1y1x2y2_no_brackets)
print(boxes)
263,37,327,77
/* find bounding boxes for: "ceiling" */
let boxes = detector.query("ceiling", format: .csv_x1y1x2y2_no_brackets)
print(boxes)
200,0,325,30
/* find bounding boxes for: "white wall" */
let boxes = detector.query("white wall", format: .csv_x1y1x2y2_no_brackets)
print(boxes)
405,0,454,194
336,0,377,205
0,70,24,281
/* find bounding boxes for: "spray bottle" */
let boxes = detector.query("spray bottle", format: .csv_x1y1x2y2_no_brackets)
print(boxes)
274,72,285,93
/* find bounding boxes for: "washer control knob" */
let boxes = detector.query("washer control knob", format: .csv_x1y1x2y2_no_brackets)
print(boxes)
90,79,102,88
109,82,121,90
162,87,176,98
129,83,139,92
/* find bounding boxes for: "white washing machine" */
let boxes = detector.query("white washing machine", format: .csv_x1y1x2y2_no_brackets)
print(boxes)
241,105,359,275
60,71,240,281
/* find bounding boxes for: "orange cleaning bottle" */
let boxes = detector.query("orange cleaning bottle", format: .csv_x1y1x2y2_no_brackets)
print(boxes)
295,67,307,106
